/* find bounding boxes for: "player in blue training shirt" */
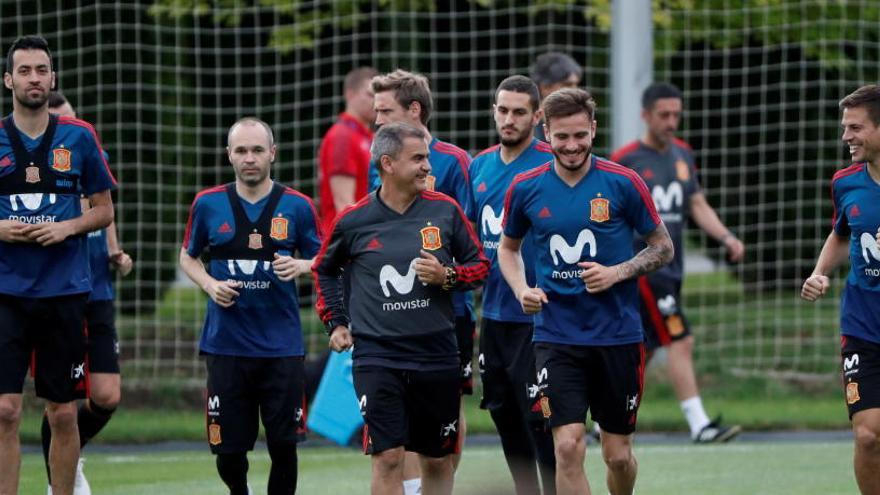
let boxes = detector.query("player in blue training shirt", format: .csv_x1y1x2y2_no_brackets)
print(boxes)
0,36,116,495
180,117,321,495
802,85,880,495
470,75,557,494
38,92,134,495
499,88,673,495
369,69,475,493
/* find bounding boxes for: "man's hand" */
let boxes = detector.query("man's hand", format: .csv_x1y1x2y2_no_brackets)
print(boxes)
329,326,353,352
724,236,745,263
0,220,33,243
415,250,446,285
518,287,548,314
21,221,75,246
801,274,830,302
110,250,134,277
273,253,311,281
578,261,620,293
204,279,241,308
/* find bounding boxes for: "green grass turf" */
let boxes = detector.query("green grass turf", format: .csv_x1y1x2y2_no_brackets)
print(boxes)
17,441,858,494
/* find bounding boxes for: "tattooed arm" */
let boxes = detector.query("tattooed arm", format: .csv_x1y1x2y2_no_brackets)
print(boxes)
579,222,674,293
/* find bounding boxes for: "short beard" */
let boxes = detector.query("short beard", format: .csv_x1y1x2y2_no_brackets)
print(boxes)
236,169,270,188
15,91,47,110
498,126,530,148
552,145,591,172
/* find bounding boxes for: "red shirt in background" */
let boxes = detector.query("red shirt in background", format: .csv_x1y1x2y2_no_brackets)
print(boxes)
318,112,373,232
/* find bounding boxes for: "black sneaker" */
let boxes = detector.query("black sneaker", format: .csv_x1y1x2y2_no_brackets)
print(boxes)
693,416,742,443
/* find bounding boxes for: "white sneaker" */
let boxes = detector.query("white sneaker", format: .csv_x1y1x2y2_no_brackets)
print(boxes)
47,486,52,495
74,458,91,495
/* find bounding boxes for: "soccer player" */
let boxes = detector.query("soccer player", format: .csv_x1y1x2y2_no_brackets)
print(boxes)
180,117,321,494
0,35,116,495
470,75,556,494
369,68,476,493
529,52,582,142
498,88,673,495
801,84,880,495
610,82,744,443
40,92,133,495
317,66,377,232
313,122,489,495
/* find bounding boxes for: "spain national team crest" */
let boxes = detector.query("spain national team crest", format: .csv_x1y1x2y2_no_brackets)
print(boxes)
208,423,222,445
248,230,263,250
425,174,436,191
52,148,72,172
270,215,288,241
420,224,442,251
590,197,610,223
25,166,40,183
847,381,860,405
540,396,552,419
666,315,685,337
675,159,690,181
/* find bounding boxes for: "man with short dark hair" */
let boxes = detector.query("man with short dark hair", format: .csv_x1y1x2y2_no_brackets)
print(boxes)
40,91,133,495
802,84,880,495
530,52,582,141
471,74,556,494
499,88,673,495
318,66,377,232
180,117,321,494
611,82,744,444
314,121,488,495
0,35,116,495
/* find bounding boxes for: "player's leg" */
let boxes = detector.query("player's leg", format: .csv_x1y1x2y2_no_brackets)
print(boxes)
206,355,259,494
480,319,542,494
409,367,461,495
852,408,880,494
843,335,880,494
591,343,645,495
449,314,475,473
258,356,306,495
353,366,408,495
78,300,122,449
402,451,421,495
0,294,31,494
534,343,591,495
45,400,80,495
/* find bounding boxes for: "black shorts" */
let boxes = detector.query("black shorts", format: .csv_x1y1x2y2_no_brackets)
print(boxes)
0,293,88,402
842,335,880,419
456,316,476,395
205,355,306,454
85,300,120,374
353,366,461,458
639,276,691,351
478,319,544,424
533,341,646,435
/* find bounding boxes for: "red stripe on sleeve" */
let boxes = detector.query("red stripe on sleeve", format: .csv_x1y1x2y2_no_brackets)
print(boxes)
182,185,225,249
609,140,640,164
596,160,662,225
59,116,117,186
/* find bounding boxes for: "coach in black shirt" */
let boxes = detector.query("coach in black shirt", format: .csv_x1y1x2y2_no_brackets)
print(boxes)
313,122,488,495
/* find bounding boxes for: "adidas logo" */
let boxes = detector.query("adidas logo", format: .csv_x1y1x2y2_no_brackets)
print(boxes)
538,207,552,218
366,238,383,250
0,156,11,167
218,222,232,233
850,204,861,217
477,182,487,193
642,169,654,180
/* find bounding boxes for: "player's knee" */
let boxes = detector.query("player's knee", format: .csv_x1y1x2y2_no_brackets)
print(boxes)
45,402,78,430
553,434,584,466
603,448,635,473
373,448,405,474
853,424,880,454
0,400,22,432
420,455,453,478
90,387,121,410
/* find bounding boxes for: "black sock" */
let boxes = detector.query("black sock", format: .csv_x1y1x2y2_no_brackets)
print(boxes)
529,419,558,495
41,411,52,483
78,399,116,449
216,453,249,494
267,443,298,495
489,403,541,494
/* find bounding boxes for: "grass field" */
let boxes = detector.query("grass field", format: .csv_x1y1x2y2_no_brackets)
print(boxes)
18,440,858,495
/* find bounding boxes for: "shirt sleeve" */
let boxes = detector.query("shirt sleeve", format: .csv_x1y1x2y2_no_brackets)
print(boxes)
832,180,850,236
312,216,351,325
183,196,208,257
449,201,489,291
502,181,531,240
322,127,360,178
293,196,323,259
449,153,476,221
79,125,117,195
623,174,663,236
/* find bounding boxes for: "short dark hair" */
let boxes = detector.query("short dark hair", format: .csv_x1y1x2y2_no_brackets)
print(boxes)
840,85,880,126
344,67,378,92
641,82,682,110
371,122,426,175
542,87,597,127
47,91,68,109
371,69,433,126
530,52,581,86
6,35,52,74
495,75,541,111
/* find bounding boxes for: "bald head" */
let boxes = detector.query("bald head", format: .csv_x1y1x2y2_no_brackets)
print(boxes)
227,117,274,149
